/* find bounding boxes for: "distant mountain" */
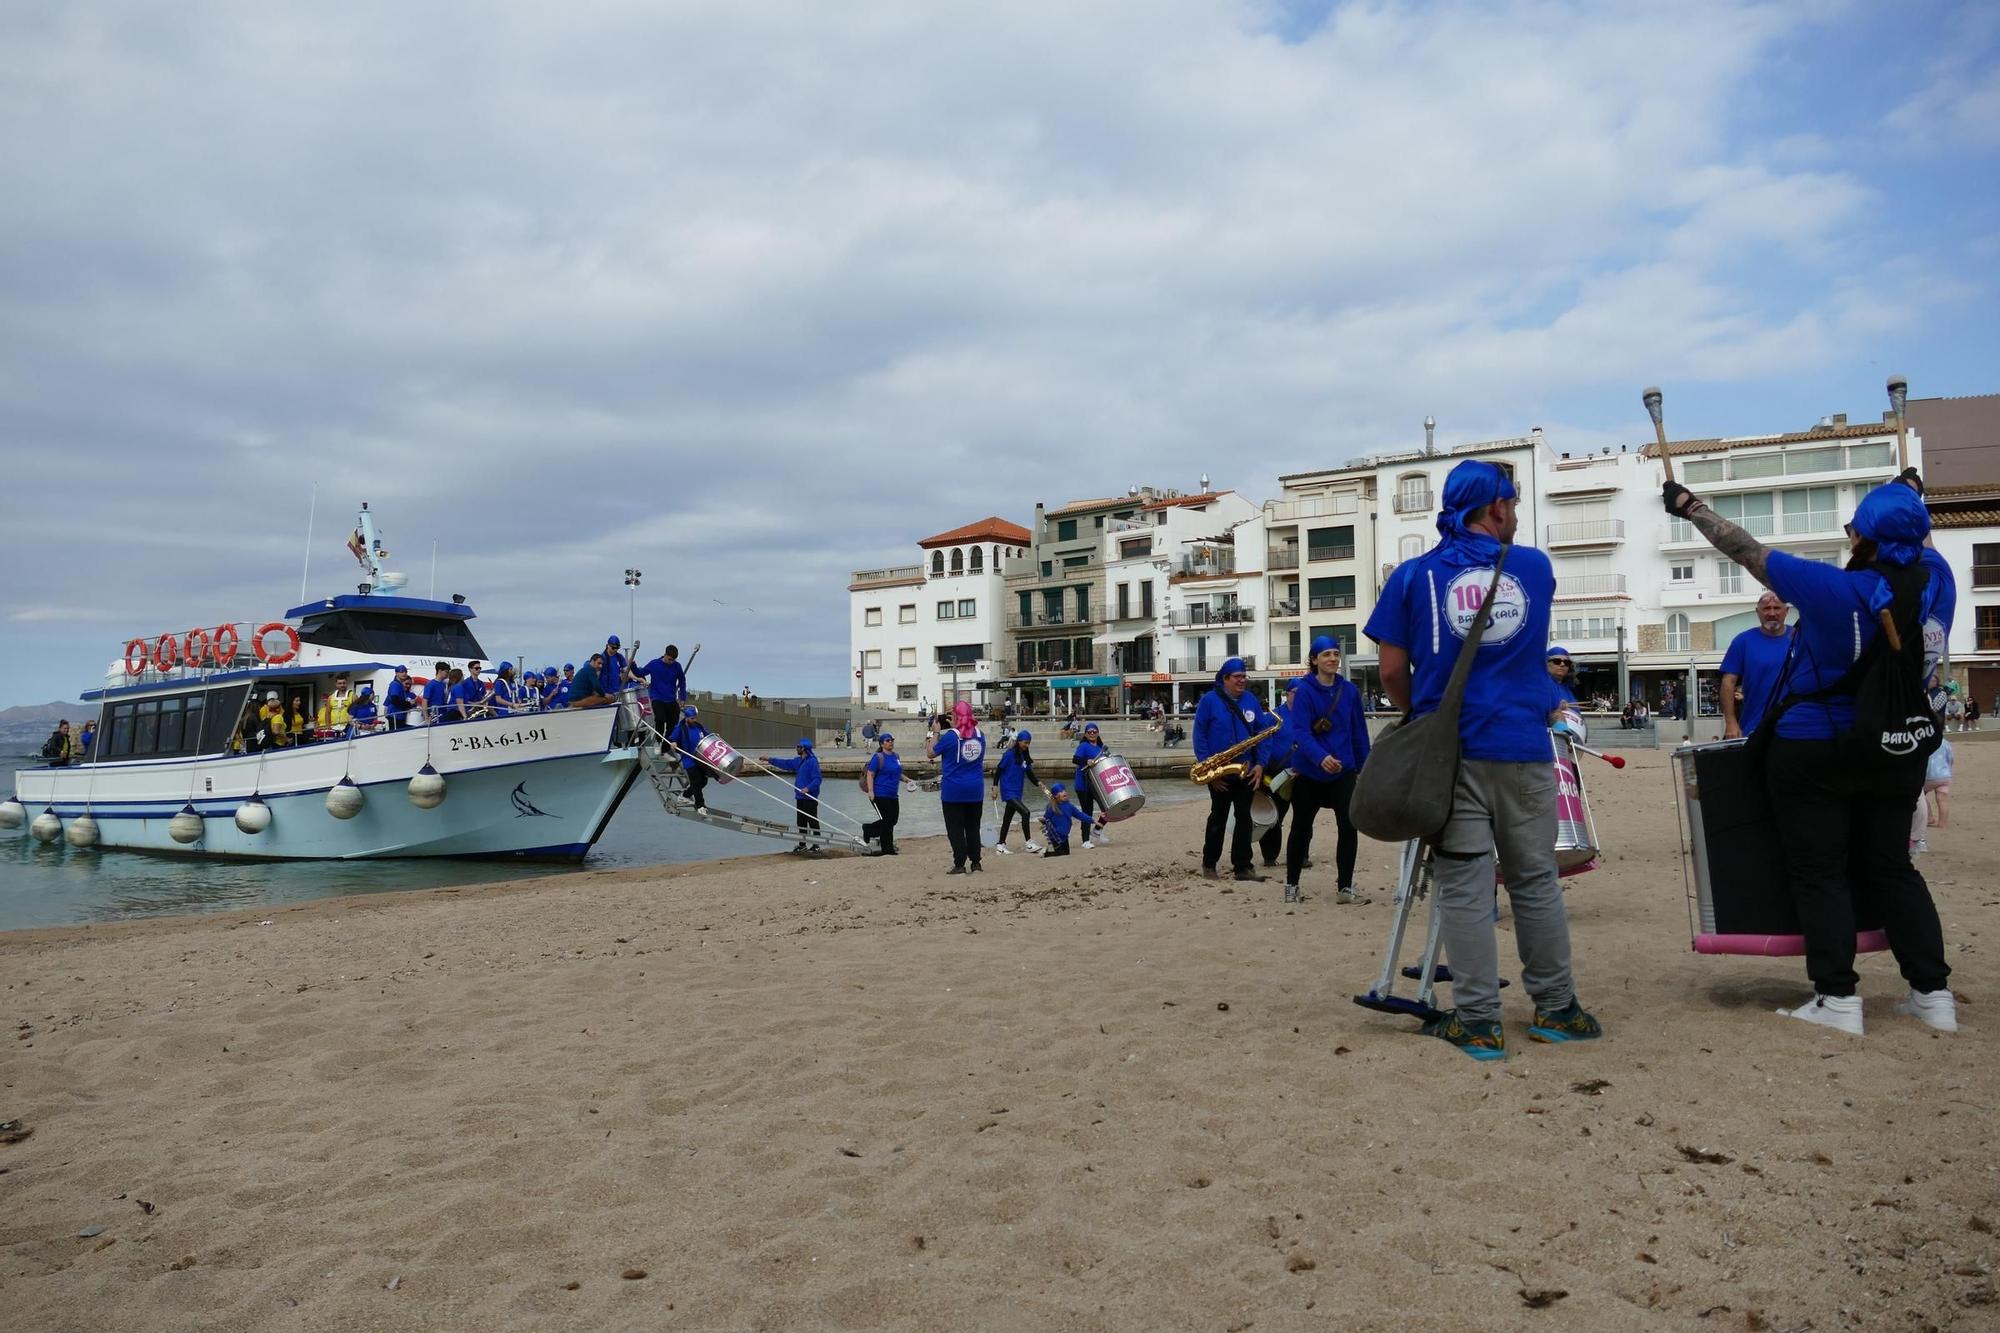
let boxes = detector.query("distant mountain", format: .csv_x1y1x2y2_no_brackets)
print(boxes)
0,701,88,754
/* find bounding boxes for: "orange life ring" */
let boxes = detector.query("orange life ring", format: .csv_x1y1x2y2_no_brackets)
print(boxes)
184,627,211,667
152,633,180,673
213,623,240,665
253,622,300,666
124,638,150,676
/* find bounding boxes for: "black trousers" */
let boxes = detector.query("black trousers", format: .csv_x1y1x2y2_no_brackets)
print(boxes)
998,797,1034,845
685,764,710,809
1203,777,1256,873
1075,778,1098,822
862,797,900,854
942,800,983,868
1286,770,1358,888
1765,738,1948,997
1043,838,1070,858
1258,787,1292,865
795,794,821,842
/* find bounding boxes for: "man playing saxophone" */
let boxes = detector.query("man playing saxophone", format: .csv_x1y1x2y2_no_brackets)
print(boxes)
1193,656,1282,882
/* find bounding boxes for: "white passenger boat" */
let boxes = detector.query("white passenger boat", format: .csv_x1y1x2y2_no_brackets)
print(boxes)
1,506,642,861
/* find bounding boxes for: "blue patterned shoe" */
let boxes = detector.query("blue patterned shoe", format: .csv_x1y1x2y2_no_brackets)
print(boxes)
1528,1001,1603,1043
1421,1009,1507,1062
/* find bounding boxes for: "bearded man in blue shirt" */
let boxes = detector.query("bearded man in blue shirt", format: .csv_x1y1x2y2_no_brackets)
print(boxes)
1365,460,1600,1061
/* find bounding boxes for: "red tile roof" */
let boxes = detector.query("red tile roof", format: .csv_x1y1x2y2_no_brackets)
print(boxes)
1045,497,1134,518
1642,421,1898,458
918,516,1032,549
1932,509,2000,529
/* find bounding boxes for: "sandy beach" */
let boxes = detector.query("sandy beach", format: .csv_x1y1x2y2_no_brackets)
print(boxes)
3,742,1994,1331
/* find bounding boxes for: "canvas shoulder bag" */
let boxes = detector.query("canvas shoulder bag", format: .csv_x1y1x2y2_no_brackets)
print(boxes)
1350,545,1510,842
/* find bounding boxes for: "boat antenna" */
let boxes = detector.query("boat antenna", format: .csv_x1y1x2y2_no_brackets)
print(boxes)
300,484,319,603
430,539,438,600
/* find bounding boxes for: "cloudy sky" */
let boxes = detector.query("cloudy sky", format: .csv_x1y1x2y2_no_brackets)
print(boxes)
3,0,1995,709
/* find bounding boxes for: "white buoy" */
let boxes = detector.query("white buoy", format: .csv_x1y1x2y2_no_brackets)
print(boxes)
168,803,205,844
31,808,62,844
65,813,100,848
234,797,272,835
0,798,25,830
326,777,365,820
407,764,447,809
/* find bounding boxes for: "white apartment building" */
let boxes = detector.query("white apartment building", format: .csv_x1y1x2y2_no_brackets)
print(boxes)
1096,490,1262,710
847,516,1032,712
1915,482,1999,710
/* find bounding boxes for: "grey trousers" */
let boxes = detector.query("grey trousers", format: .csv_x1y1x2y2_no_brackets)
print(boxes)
1434,758,1577,1023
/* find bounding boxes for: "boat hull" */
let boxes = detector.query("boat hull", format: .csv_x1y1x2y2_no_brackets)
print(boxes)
9,710,640,861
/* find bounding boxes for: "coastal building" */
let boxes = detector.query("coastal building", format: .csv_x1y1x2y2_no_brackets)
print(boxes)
846,516,1031,713
1911,394,2000,707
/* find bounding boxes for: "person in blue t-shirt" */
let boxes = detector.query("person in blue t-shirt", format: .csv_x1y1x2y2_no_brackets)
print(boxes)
384,666,420,731
600,636,630,697
764,736,824,853
346,684,380,733
1364,459,1598,1061
1040,783,1093,857
540,667,567,710
992,730,1043,854
932,701,988,873
449,665,489,723
667,706,712,810
1193,657,1280,882
422,660,452,724
487,663,521,718
1281,637,1372,905
633,644,689,736
1719,591,1793,739
1668,475,1956,1036
1545,646,1580,712
859,732,911,855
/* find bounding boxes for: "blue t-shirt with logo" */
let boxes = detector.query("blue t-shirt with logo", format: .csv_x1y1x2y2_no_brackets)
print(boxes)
865,750,904,800
1363,538,1556,763
932,729,988,803
1719,626,1793,735
1764,548,1954,741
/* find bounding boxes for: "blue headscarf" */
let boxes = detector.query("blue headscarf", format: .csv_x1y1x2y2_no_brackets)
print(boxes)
1436,460,1517,544
1309,634,1338,658
1214,656,1248,684
1851,483,1929,568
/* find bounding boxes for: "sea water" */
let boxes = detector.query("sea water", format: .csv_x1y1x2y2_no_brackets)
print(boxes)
0,776,1198,931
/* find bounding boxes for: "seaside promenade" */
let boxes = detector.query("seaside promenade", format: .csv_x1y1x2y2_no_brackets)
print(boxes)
2,745,1993,1330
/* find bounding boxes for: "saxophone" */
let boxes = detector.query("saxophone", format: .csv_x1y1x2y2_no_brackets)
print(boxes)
1189,722,1284,783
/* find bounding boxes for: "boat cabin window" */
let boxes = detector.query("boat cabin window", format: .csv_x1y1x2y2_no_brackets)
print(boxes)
98,684,245,759
297,611,485,660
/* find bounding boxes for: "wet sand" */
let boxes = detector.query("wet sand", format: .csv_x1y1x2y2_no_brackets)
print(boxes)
2,744,1995,1330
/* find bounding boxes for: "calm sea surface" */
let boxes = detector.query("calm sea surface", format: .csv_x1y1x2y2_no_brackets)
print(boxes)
0,774,1200,932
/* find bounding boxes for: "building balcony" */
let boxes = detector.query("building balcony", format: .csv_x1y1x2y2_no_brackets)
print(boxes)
1659,584,1761,609
1979,631,2000,653
1306,594,1357,611
1174,553,1236,578
1267,547,1300,569
1266,493,1365,525
1005,608,1108,629
847,563,925,590
1167,655,1257,674
1974,564,2000,589
1305,544,1357,563
1544,471,1623,499
1267,597,1300,619
1011,649,1102,677
1545,519,1626,547
1392,489,1433,515
1168,606,1256,629
1661,517,1843,551
1554,573,1628,598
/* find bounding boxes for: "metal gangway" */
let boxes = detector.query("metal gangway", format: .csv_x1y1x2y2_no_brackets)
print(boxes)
631,700,870,853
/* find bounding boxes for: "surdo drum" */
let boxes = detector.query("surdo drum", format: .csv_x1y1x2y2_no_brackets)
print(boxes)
694,732,745,784
1083,752,1146,822
1549,729,1601,877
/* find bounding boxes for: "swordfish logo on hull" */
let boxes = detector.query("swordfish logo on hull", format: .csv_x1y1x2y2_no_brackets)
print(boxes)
511,783,553,818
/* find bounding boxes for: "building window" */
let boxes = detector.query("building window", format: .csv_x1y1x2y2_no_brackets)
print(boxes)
1063,553,1090,569
1057,518,1078,541
1141,582,1155,617
1682,460,1725,484
937,643,982,666
1075,587,1090,622
1717,562,1744,595
950,548,963,574
1117,583,1130,619
1669,562,1694,582
1974,543,2000,588
1396,473,1431,513
1042,589,1064,622
1040,560,1053,578
969,546,983,572
1711,492,1775,537
1666,614,1691,652
1780,486,1837,534
1307,525,1355,562
1398,534,1424,561
1308,575,1356,611
899,647,917,667
1225,631,1239,656
1094,515,1105,528
898,604,917,623
937,601,955,620
931,551,944,575
1018,591,1032,623
864,606,882,626
958,598,976,617
867,684,879,697
1120,538,1152,559
1978,606,2000,650
863,649,882,669
1732,452,1785,480
1309,624,1359,653
897,684,918,701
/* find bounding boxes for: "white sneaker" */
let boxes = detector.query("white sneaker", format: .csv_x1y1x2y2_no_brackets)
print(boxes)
1778,993,1863,1036
995,845,1012,855
1913,839,1928,855
1024,841,1042,853
1082,840,1095,850
1895,988,1958,1033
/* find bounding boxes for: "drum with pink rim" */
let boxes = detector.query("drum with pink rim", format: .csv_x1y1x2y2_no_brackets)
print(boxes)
1084,752,1146,822
1550,729,1600,877
694,732,745,784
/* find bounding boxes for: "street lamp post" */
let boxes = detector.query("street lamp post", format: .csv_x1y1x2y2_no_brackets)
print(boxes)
624,568,643,648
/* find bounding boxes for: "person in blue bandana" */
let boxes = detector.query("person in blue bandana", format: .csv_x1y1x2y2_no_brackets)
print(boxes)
1668,475,1957,1036
542,667,568,710
859,732,910,855
384,666,420,731
1281,637,1372,906
487,662,521,718
1040,783,1089,856
1365,459,1598,1060
1194,656,1280,882
765,736,823,854
346,684,379,733
1545,646,1579,712
668,706,712,810
992,730,1043,854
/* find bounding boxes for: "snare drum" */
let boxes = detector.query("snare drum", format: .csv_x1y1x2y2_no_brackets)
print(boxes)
1084,752,1146,822
694,732,745,784
1550,730,1600,877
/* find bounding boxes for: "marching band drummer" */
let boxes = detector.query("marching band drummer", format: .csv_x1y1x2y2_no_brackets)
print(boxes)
1194,657,1280,884
1666,477,1958,1036
668,706,712,812
1281,638,1372,907
1365,459,1600,1060
1545,646,1579,711
1718,592,1792,739
1069,721,1106,848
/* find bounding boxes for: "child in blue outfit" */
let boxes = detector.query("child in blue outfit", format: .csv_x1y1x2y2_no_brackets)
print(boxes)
1040,783,1099,857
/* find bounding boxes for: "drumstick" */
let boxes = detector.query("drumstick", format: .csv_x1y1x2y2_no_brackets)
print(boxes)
1886,375,1909,473
1643,386,1672,483
1568,740,1625,769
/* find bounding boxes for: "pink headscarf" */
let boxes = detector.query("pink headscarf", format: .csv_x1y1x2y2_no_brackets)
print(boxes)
952,700,978,739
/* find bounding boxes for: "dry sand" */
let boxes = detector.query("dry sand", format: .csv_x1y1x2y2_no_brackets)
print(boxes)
3,743,1995,1331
